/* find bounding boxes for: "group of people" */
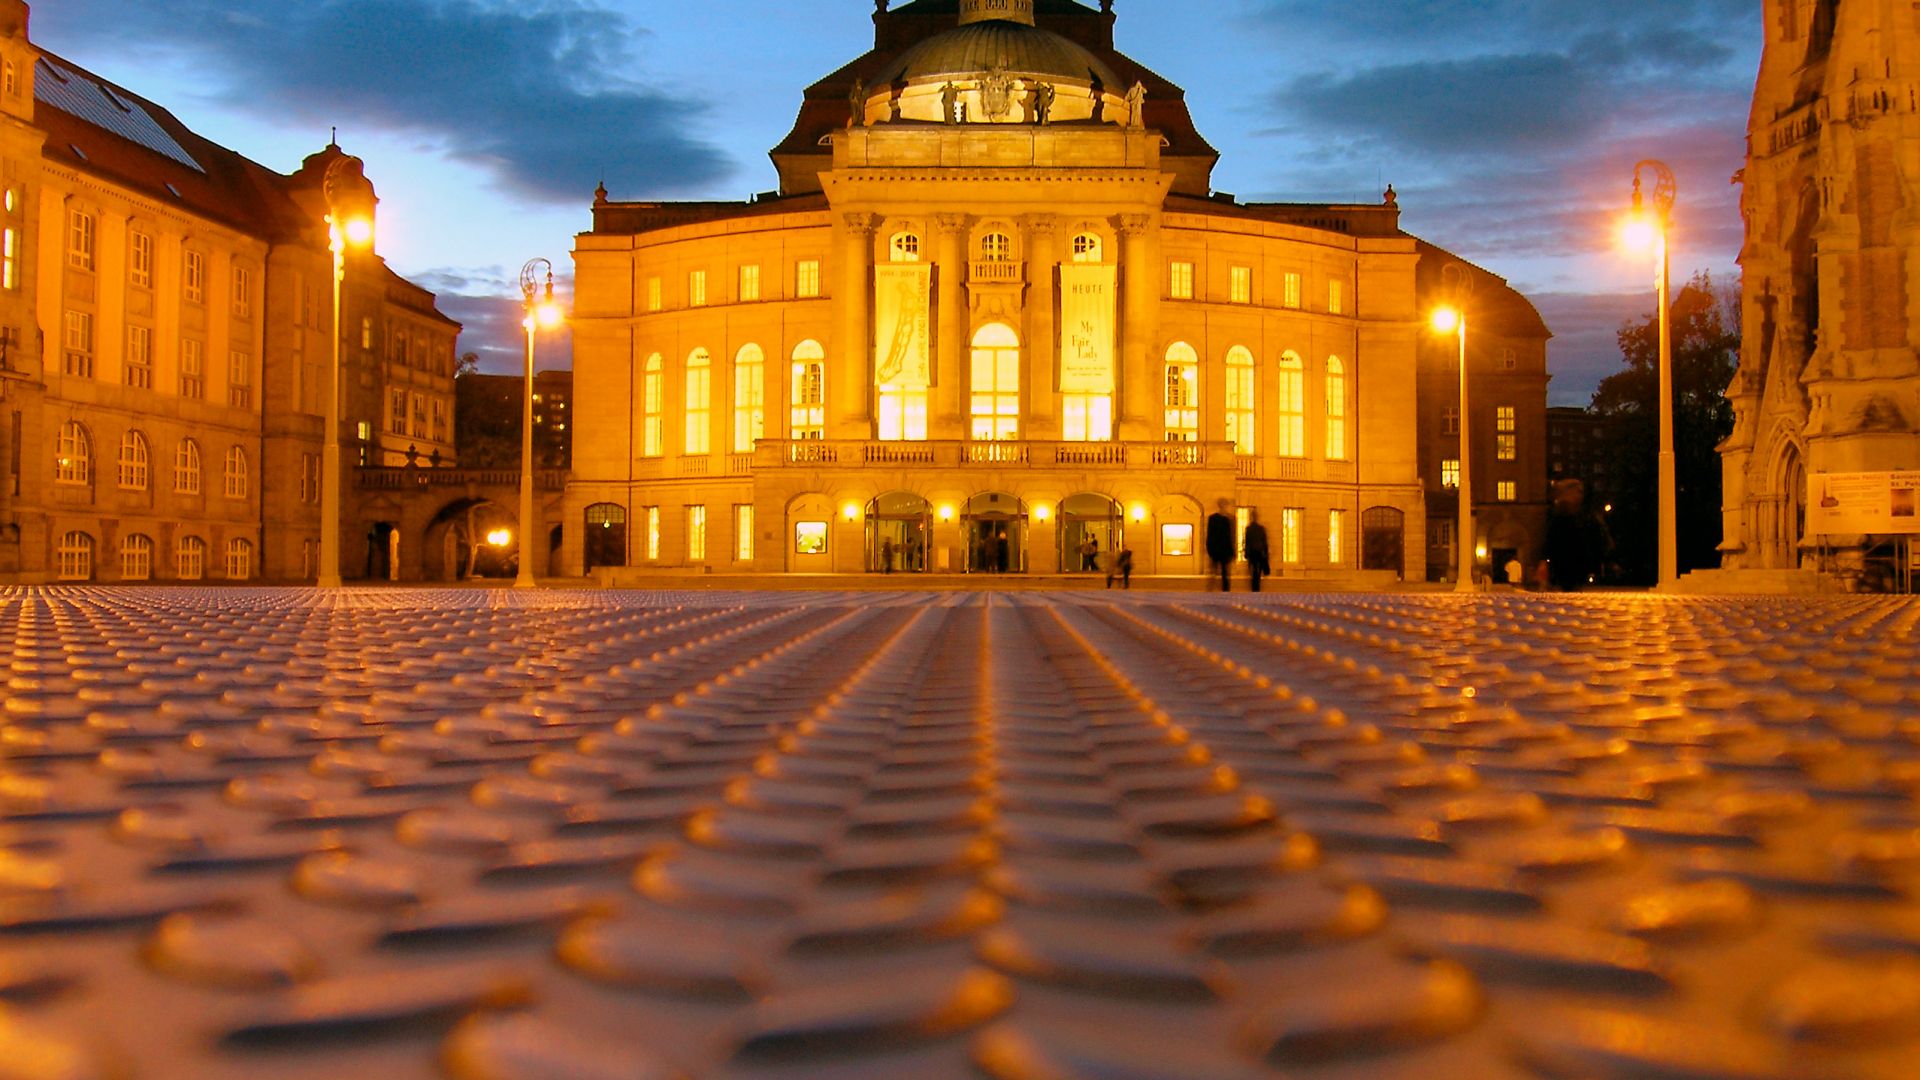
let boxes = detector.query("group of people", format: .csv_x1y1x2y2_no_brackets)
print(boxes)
1206,498,1271,592
876,536,925,574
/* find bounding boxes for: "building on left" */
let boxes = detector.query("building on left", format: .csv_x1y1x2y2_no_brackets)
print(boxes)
0,0,459,583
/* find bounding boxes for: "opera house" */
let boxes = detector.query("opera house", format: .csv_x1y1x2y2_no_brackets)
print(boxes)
564,0,1549,580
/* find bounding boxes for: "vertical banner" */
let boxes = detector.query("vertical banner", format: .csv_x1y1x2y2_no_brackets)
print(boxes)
1059,263,1116,394
873,263,932,389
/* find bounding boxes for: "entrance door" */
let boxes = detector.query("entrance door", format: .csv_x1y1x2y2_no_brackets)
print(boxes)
1361,506,1406,578
866,492,932,572
1059,493,1121,573
585,504,628,571
964,492,1027,573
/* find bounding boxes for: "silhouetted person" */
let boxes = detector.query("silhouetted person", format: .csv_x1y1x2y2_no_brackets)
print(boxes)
996,529,1011,573
1080,535,1099,572
1205,498,1236,592
1108,542,1133,589
1243,510,1270,592
881,538,895,574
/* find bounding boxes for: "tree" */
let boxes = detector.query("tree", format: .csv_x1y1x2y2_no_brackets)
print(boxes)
1590,272,1739,584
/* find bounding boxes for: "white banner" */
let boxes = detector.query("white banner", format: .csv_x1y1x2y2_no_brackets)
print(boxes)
1059,263,1116,395
873,264,932,390
1809,471,1920,536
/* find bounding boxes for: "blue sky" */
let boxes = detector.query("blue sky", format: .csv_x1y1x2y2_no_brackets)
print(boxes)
30,0,1760,405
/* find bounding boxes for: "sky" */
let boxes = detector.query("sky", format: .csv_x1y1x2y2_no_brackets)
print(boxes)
30,0,1761,406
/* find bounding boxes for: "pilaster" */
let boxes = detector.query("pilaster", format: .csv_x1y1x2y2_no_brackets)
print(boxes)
1115,213,1155,439
833,212,878,438
933,213,968,440
1023,214,1058,438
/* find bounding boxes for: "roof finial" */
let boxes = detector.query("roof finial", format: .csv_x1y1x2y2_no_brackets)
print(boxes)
329,126,338,149
1384,184,1398,207
593,180,609,207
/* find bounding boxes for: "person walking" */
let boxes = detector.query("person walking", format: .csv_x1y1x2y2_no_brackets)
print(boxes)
1243,509,1270,592
881,538,896,574
1205,498,1236,592
1080,535,1099,572
1108,541,1133,589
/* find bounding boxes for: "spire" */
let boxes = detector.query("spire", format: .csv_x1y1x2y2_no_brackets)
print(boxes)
959,0,1034,27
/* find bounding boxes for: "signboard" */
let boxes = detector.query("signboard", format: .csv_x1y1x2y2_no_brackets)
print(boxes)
1808,471,1920,536
873,264,931,389
1059,263,1117,394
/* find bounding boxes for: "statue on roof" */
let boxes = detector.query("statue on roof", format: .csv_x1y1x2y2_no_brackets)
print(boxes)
1030,82,1055,126
1126,82,1147,128
875,0,888,11
849,78,866,128
941,82,960,125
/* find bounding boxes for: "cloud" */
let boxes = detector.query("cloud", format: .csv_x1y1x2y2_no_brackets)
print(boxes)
33,0,733,203
1533,291,1650,405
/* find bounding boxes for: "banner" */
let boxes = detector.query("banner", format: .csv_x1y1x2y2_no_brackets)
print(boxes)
1059,263,1116,394
1808,471,1920,536
873,264,931,390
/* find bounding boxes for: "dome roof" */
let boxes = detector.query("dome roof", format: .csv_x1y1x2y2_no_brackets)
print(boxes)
869,19,1121,90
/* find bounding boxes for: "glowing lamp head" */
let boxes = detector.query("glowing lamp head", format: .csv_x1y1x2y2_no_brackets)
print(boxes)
341,216,375,248
1033,504,1052,523
937,505,955,523
1129,504,1148,524
535,301,565,329
1475,542,1490,561
487,529,513,548
1430,306,1461,335
842,502,861,522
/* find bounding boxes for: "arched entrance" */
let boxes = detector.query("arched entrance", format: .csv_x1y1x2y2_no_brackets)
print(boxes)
1059,493,1121,574
866,492,932,573
1778,443,1807,569
964,492,1027,573
585,503,628,572
1361,506,1406,578
424,498,510,581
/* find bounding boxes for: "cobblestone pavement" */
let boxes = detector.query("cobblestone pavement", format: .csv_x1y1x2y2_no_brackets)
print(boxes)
4,587,1920,1078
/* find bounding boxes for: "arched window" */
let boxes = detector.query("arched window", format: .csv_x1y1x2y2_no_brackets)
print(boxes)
175,536,206,581
1225,346,1256,454
174,439,202,494
55,421,90,484
120,534,153,581
641,353,664,458
1071,233,1103,263
889,231,921,263
733,344,765,454
981,232,1013,262
1164,343,1198,442
56,531,93,581
225,537,253,581
790,341,825,440
1326,355,1348,461
1277,352,1305,458
223,446,248,499
117,430,150,490
684,348,711,455
970,323,1020,441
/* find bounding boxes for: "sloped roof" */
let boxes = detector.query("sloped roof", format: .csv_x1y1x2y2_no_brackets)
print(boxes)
1415,240,1553,341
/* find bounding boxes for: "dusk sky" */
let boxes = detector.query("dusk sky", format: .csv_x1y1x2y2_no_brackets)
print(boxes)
31,0,1760,405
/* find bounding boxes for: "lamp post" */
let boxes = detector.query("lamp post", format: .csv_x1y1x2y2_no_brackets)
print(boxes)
1431,263,1476,593
516,259,562,589
318,154,374,589
1629,160,1679,589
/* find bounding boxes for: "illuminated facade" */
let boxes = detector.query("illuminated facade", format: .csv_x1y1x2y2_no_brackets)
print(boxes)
0,1,457,583
568,0,1546,578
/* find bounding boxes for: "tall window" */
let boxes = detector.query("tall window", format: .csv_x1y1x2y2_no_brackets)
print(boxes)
646,277,662,312
684,348,711,454
299,453,319,504
642,354,664,457
970,323,1020,441
981,232,1013,262
790,341,825,440
232,266,253,320
736,505,755,562
63,311,94,377
889,232,920,262
175,536,206,581
55,421,91,484
117,430,149,490
1497,406,1517,461
1326,356,1348,461
1169,260,1194,300
431,399,449,443
1063,392,1112,442
1164,343,1198,442
1072,234,1103,263
688,270,707,307
1442,407,1460,435
1281,508,1303,565
56,532,93,582
733,344,765,453
1498,480,1517,502
1329,278,1345,315
2,226,17,290
223,446,248,499
1282,272,1302,309
68,209,95,270
1230,266,1252,304
1276,352,1305,457
1225,346,1256,454
184,251,205,304
175,439,202,494
739,264,761,303
796,260,821,298
1329,509,1347,565
121,534,154,581
687,505,707,561
225,538,253,580
130,232,153,289
228,351,253,408
645,507,661,561
125,326,153,389
180,339,204,398
1441,459,1461,488
389,387,409,435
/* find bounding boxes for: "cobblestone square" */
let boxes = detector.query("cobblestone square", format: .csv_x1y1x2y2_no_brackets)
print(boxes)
4,586,1920,1078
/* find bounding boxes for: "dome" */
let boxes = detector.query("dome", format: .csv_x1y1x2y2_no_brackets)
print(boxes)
870,20,1122,90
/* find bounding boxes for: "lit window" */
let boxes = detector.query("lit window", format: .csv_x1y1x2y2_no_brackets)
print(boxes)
1281,508,1303,565
175,536,206,581
733,344,765,453
790,341,825,440
121,534,154,582
1276,351,1304,457
130,232,153,289
228,351,252,409
431,399,449,444
1225,346,1256,453
125,326,153,389
56,532,94,582
796,260,821,298
389,387,409,435
969,323,1019,441
646,276,662,312
687,505,707,561
183,250,205,303
1282,271,1302,310
1062,393,1112,442
1169,260,1194,300
1326,356,1348,461
68,209,95,271
1230,266,1252,304
1497,405,1517,461
739,264,761,303
361,317,373,350
1329,278,1344,315
1329,509,1346,565
877,383,928,441
1072,233,1102,263
63,310,94,377
642,353,664,457
1163,343,1198,442
225,538,253,580
411,392,427,439
54,421,91,484
684,348,711,454
981,232,1013,262
232,266,253,320
736,505,755,562
2,228,17,290
117,430,150,491
1498,480,1517,502
890,232,921,262
645,507,661,561
223,446,248,499
688,270,707,307
1441,459,1461,488
175,439,202,494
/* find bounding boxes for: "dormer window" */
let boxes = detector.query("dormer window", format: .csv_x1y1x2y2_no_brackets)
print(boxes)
889,231,921,262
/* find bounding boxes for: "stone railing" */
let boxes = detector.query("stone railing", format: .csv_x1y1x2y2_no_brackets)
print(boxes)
355,467,569,491
969,260,1025,285
757,440,1237,471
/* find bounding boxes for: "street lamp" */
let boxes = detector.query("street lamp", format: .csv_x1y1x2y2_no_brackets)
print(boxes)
318,153,374,589
1625,160,1678,589
516,259,563,589
1431,262,1476,593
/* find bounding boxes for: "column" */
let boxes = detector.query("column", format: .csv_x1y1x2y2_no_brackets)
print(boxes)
933,213,969,440
1023,214,1058,439
833,212,878,439
1116,213,1156,440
